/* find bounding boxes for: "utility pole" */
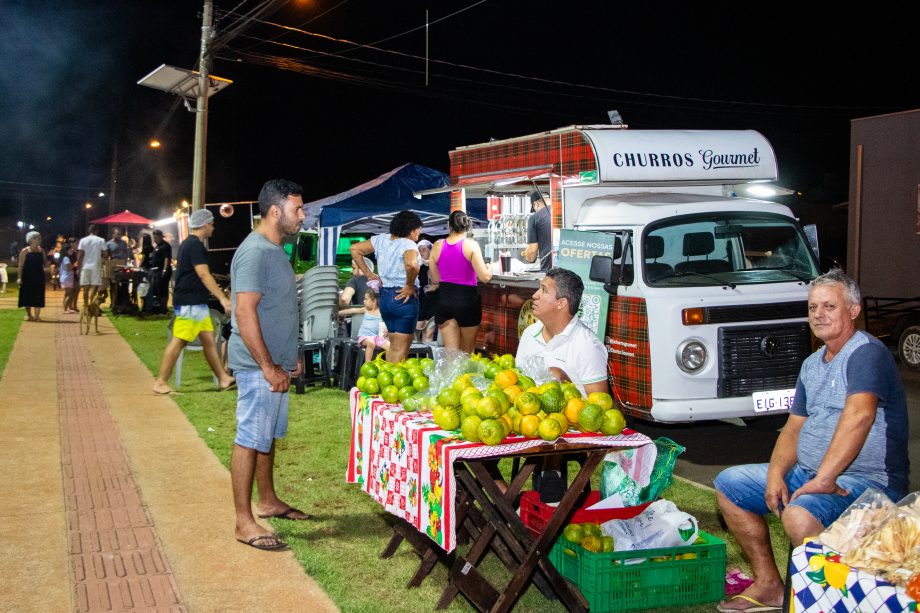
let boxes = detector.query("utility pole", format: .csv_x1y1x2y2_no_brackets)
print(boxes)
108,140,118,215
191,0,213,212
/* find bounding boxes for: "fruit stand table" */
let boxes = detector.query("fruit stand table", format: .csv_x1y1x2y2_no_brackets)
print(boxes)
346,389,652,611
789,540,916,612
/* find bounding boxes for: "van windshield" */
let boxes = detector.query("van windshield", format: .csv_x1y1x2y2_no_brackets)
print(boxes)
643,213,819,287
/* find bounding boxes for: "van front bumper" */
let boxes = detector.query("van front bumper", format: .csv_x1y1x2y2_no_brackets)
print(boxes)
649,396,789,424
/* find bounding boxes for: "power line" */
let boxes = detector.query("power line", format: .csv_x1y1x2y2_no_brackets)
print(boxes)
232,19,896,114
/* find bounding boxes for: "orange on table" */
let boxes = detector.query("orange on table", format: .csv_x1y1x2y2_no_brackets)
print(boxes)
494,369,518,389
520,414,540,438
503,384,523,402
564,397,585,426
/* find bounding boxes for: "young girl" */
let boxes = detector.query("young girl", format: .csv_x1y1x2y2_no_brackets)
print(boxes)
356,290,389,362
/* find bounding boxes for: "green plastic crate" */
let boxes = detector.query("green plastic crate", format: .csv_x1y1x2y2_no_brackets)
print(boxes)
549,530,726,611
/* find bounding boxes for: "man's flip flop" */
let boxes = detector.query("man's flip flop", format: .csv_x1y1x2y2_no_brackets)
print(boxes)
237,534,289,551
716,594,781,612
258,507,311,521
219,381,237,392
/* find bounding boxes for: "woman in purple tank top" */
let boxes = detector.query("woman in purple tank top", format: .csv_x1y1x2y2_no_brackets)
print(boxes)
428,211,493,353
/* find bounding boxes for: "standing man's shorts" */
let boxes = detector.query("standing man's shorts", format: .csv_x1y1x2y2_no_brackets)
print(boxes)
234,369,289,453
714,463,901,528
80,266,103,287
172,304,214,342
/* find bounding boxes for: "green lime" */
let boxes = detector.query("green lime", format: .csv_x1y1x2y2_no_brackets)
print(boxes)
381,385,399,404
364,378,380,395
376,370,393,388
392,369,412,388
360,362,379,378
397,386,415,403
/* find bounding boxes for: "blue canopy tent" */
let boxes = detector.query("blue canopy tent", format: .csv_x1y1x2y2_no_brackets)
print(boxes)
302,163,485,265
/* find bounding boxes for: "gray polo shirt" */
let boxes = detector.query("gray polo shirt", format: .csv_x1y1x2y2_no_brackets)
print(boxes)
228,232,298,372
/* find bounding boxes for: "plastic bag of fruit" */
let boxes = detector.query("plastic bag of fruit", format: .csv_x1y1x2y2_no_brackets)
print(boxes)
817,487,894,556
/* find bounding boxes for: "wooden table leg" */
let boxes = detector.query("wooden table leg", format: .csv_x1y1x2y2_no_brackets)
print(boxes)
437,459,540,609
442,450,605,612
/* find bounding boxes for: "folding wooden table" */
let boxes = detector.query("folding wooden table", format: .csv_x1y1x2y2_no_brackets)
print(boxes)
346,390,652,611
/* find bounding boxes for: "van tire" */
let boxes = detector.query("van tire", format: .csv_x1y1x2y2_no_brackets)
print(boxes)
742,415,788,431
898,325,920,371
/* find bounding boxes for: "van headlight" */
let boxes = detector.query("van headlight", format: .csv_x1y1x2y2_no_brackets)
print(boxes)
676,340,707,373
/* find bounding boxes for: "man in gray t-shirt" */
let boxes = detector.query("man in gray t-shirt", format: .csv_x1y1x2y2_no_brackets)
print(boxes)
228,179,309,553
712,269,909,612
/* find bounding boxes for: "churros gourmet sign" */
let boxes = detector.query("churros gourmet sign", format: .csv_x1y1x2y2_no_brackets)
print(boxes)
585,129,777,184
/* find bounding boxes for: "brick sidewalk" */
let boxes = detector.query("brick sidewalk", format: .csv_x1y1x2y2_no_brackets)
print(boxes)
0,294,338,612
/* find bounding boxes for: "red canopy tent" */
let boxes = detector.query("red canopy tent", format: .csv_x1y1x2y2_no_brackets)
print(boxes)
89,210,154,226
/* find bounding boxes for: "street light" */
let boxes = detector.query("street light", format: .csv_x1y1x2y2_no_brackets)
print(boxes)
138,0,292,211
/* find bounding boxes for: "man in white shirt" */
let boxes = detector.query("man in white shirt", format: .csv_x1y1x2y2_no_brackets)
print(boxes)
77,224,106,306
516,267,610,501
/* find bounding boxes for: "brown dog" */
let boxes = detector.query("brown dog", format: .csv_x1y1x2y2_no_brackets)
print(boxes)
80,289,107,335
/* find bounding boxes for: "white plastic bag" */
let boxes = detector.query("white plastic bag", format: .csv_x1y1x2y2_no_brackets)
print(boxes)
601,499,699,552
137,281,149,298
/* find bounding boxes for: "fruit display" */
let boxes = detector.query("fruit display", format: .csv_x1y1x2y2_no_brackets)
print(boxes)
562,522,615,553
355,356,434,409
356,351,627,446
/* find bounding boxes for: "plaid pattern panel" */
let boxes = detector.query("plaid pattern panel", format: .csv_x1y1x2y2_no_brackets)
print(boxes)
606,296,652,417
449,129,598,227
476,282,540,355
347,391,653,553
791,541,916,613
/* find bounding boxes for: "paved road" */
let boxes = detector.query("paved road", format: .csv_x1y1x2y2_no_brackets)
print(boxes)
637,363,920,492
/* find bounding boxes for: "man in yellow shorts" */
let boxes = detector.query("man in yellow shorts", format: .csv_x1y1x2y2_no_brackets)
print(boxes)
152,208,235,394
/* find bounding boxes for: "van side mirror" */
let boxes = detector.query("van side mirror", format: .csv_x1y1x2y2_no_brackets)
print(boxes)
589,255,611,283
590,255,620,296
803,224,819,259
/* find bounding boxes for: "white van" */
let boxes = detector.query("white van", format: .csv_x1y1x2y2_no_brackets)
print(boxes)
450,127,819,424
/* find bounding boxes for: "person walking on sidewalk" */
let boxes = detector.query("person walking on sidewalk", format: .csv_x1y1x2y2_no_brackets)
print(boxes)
77,224,105,307
152,209,235,395
17,231,46,321
229,179,308,552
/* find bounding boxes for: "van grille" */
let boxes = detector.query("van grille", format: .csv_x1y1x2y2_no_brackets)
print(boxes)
704,301,807,324
718,322,811,398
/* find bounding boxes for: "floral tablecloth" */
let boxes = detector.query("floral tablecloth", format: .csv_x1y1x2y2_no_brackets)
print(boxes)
345,389,652,553
791,541,917,612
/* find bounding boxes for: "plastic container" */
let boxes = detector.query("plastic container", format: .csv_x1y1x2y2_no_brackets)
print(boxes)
519,490,652,539
549,530,726,611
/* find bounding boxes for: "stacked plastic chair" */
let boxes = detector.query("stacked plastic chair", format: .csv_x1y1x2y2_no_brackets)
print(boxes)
294,266,339,392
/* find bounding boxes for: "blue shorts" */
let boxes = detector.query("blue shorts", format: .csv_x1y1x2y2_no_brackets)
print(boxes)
234,369,289,453
379,286,419,335
714,463,900,528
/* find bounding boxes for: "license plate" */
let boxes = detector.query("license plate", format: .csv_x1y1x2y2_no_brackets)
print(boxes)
752,389,795,413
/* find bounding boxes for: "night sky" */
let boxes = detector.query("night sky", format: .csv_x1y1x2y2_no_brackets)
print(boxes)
2,0,917,257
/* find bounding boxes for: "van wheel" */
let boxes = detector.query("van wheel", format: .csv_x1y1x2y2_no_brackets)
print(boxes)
898,325,920,371
742,415,788,431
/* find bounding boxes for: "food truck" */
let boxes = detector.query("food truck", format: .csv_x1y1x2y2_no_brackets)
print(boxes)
442,126,820,424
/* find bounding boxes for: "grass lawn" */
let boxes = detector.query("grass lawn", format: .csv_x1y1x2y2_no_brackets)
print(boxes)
0,307,24,377
108,313,788,613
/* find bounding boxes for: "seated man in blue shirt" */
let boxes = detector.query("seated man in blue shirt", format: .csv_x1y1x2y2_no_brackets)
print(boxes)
714,269,909,612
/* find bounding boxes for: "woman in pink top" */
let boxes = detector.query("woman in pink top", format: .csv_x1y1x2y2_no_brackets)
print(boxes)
428,211,493,353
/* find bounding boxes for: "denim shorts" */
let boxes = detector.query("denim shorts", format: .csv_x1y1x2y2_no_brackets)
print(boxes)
234,369,289,453
714,463,899,528
379,286,419,335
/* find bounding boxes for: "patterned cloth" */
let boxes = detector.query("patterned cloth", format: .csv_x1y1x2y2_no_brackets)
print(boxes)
791,541,916,613
346,389,652,552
